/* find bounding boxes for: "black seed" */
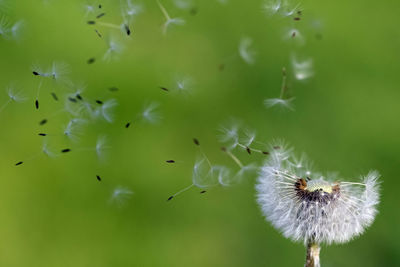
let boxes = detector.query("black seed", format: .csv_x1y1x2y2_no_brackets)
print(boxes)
98,4,102,8
125,122,131,128
39,119,47,125
35,99,39,109
51,92,58,101
124,24,131,35
96,175,101,181
87,20,96,25
38,133,47,136
167,196,174,201
200,190,206,194
32,71,40,76
160,86,169,91
96,13,105,19
294,17,301,21
193,138,200,146
76,94,83,100
61,148,71,153
109,87,119,92
95,100,103,105
221,147,227,152
246,147,251,154
262,151,270,155
166,160,175,163
87,58,96,64
15,161,23,166
68,97,77,103
95,29,102,38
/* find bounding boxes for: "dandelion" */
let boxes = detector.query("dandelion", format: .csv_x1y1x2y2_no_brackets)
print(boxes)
109,186,133,207
292,55,314,80
0,86,26,113
157,0,185,35
100,99,118,123
256,143,380,266
264,67,295,111
103,37,123,61
238,37,256,65
139,102,161,124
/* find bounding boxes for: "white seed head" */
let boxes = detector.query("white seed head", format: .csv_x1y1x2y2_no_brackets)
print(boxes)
109,186,133,207
256,145,380,245
292,55,314,80
100,99,118,123
238,37,256,65
264,97,295,111
7,86,26,102
139,102,161,124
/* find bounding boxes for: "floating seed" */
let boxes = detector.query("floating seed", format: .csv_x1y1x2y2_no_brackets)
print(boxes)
61,148,71,153
166,160,175,163
39,119,47,125
193,138,200,146
15,161,23,166
87,58,96,64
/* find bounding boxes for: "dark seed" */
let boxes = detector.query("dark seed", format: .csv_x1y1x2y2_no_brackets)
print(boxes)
294,17,301,21
200,190,206,194
262,151,270,155
96,13,105,19
95,29,102,38
38,133,47,136
32,71,40,76
166,160,175,163
76,94,83,100
51,92,58,101
68,97,77,103
124,24,131,35
221,147,227,152
167,196,174,201
125,122,131,128
87,20,96,25
87,58,96,64
35,99,39,109
96,175,101,181
61,148,71,153
246,147,251,154
109,87,119,92
193,138,200,146
95,100,103,105
15,161,23,166
160,86,169,91
39,119,47,125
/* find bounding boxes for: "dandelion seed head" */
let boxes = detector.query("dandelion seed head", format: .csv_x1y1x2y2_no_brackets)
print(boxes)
292,55,314,80
163,17,185,35
139,102,161,124
103,37,123,61
95,135,110,159
238,37,256,65
264,97,295,111
100,99,118,123
256,144,380,245
109,186,133,207
7,86,26,102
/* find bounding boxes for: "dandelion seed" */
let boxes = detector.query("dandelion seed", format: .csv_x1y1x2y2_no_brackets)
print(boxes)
256,143,380,265
265,67,295,111
96,175,101,181
100,99,117,122
95,135,110,159
35,99,39,109
200,190,207,194
124,24,131,35
61,148,71,153
160,86,169,92
193,138,200,146
15,161,23,166
32,71,40,76
166,160,175,163
51,92,58,101
103,37,123,61
238,37,256,65
38,133,47,136
139,102,161,124
87,57,96,64
39,119,47,125
68,97,78,103
246,147,251,154
63,118,87,142
87,20,96,25
125,122,131,128
157,0,185,35
292,55,314,80
109,186,133,207
94,29,102,38
0,86,26,113
96,13,105,19
95,100,103,105
167,196,174,201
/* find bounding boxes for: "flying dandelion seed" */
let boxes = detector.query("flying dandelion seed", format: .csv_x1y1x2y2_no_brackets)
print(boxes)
157,0,185,35
292,55,314,80
238,37,256,65
109,186,133,207
103,37,123,61
256,143,380,266
139,102,161,124
0,86,26,113
264,67,295,111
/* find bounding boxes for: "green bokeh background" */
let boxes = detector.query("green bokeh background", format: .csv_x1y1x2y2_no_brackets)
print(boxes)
0,0,399,266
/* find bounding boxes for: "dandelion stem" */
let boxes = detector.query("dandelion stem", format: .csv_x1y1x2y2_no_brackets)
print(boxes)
280,67,287,99
157,0,171,21
224,150,244,168
172,184,195,197
305,242,320,267
96,21,121,29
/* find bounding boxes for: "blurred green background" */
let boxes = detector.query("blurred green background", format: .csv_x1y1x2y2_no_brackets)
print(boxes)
0,0,399,266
